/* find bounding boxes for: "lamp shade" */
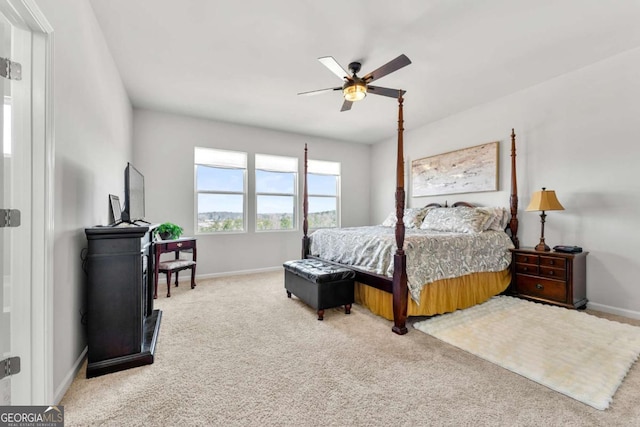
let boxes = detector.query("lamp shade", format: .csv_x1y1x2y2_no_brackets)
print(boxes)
526,188,564,212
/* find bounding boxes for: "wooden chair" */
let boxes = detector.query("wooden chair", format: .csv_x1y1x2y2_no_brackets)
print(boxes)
154,237,198,298
158,258,196,298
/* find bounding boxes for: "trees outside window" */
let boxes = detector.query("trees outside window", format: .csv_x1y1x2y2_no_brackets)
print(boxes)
255,154,297,231
307,159,340,229
195,147,247,233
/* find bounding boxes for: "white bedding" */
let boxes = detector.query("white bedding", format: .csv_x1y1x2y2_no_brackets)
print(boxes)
309,226,514,302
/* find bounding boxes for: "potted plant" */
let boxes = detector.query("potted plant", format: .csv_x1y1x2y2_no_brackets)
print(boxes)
156,222,183,240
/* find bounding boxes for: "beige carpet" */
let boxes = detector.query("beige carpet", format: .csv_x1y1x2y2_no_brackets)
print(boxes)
60,271,640,426
413,295,640,410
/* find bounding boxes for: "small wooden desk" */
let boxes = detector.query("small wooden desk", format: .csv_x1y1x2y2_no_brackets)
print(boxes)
153,237,197,298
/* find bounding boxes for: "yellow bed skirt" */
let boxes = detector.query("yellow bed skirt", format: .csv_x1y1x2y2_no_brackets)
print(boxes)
354,269,511,320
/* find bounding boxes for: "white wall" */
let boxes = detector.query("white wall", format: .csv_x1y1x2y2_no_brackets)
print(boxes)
371,47,640,317
133,109,371,275
35,0,133,401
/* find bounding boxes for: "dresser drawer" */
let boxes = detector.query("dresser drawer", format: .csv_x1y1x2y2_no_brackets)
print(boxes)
515,274,567,303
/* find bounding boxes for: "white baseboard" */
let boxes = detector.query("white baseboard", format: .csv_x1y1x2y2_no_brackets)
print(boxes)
587,302,640,320
55,346,87,404
193,266,282,281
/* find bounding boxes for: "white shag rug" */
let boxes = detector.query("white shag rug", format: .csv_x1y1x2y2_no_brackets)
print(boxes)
413,296,640,410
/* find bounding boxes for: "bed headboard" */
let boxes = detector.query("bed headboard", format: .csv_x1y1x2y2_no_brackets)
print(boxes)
424,201,475,209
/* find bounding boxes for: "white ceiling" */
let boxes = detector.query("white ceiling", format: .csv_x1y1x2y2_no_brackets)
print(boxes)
89,0,640,144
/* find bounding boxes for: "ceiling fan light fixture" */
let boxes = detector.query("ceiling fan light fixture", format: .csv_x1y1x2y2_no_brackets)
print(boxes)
343,82,367,102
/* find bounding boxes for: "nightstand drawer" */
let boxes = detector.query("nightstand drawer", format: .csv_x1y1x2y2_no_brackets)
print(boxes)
515,274,567,303
514,263,538,275
539,266,565,280
539,255,566,269
515,253,539,265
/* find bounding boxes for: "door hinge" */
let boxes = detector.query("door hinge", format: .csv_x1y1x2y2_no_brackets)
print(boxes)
0,209,21,228
0,57,22,81
0,357,21,380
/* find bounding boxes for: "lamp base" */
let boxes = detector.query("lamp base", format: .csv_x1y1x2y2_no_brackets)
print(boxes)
535,241,550,252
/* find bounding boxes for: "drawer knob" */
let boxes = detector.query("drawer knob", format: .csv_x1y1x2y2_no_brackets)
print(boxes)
535,283,544,290
548,271,554,276
523,267,528,272
523,256,528,262
549,260,554,265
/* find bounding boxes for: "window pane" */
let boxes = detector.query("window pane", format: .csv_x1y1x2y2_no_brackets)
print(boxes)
308,174,337,196
308,196,337,228
256,170,294,194
197,166,244,192
198,193,244,232
256,195,294,230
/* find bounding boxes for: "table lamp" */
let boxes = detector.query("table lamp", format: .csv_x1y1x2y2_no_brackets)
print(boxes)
526,187,564,251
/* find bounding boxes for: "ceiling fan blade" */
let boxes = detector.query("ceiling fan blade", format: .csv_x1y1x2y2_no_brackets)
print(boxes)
318,56,351,80
363,54,411,83
367,86,406,98
340,99,353,112
298,87,342,96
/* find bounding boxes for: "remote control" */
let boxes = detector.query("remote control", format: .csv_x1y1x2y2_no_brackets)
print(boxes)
553,245,583,253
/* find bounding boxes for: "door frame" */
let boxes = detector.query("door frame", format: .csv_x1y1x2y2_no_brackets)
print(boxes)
0,0,54,404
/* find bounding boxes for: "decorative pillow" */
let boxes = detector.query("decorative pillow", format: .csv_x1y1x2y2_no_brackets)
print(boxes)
381,207,430,229
420,207,493,233
477,207,509,231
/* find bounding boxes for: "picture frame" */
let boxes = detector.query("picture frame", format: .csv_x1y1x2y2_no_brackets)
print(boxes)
109,194,122,225
411,141,499,197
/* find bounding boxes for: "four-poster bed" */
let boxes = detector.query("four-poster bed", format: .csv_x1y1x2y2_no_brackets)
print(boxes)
302,94,519,334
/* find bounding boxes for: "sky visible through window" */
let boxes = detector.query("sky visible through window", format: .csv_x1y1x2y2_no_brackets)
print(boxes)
198,168,336,214
197,166,243,192
256,170,294,193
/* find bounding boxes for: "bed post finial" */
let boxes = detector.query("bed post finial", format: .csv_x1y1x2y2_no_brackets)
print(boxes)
392,90,408,335
509,129,520,249
302,143,310,258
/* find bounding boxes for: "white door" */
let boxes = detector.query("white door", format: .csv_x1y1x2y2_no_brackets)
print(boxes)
0,12,8,405
0,8,32,404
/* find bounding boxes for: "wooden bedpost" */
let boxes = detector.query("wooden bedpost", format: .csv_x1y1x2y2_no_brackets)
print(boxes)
392,92,408,335
302,143,310,258
509,129,520,249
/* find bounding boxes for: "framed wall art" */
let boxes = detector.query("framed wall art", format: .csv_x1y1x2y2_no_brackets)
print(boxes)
411,141,498,197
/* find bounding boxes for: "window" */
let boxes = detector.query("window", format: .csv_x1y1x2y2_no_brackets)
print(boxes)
195,147,247,233
307,160,340,228
255,154,297,231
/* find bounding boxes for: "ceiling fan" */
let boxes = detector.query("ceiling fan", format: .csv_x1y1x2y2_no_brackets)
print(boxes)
298,54,411,112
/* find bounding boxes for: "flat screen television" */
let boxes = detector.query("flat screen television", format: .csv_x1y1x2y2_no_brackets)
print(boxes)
122,162,145,223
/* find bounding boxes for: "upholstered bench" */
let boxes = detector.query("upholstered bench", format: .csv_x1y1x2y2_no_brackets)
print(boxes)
283,259,355,320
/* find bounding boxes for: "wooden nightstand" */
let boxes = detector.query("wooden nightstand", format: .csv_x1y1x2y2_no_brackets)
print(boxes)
509,248,588,309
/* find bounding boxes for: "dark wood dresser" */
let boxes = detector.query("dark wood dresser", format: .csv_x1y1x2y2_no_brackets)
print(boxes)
509,248,588,309
84,225,162,377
